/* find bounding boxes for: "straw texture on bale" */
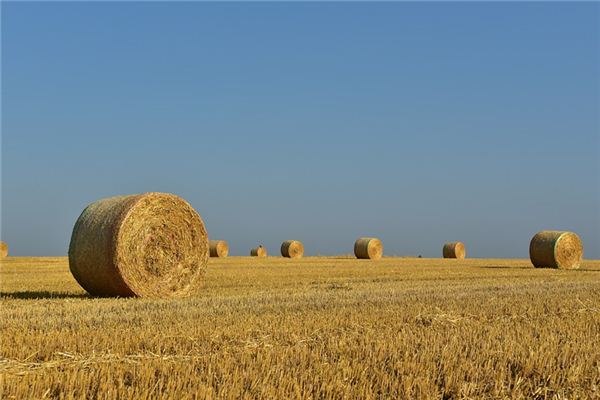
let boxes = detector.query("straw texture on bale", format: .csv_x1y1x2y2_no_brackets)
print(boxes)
281,240,304,258
443,242,466,259
530,230,583,270
0,241,8,258
68,192,209,298
354,237,383,260
250,246,267,257
209,240,229,258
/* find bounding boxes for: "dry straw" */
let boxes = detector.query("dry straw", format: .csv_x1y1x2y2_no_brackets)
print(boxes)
68,192,209,298
443,242,466,259
209,240,229,258
0,241,8,258
354,237,383,260
529,230,583,269
250,245,267,257
281,240,304,258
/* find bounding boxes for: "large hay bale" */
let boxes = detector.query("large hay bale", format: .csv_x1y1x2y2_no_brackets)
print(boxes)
250,245,267,257
0,241,8,258
354,237,383,260
281,240,304,258
209,240,229,258
443,242,466,259
68,192,209,297
529,230,583,269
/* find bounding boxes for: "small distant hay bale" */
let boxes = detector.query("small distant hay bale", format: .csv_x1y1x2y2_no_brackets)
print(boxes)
68,192,209,297
0,241,8,258
209,240,229,258
250,245,267,257
443,242,466,259
354,237,383,260
281,240,304,258
529,230,583,269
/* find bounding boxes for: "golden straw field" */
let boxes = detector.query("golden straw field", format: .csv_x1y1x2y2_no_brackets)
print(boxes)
1,256,600,399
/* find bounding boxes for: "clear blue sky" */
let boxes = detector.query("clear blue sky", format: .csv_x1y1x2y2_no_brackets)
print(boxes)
2,2,599,258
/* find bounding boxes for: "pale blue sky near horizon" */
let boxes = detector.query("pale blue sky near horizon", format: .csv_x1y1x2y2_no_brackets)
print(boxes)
2,2,599,258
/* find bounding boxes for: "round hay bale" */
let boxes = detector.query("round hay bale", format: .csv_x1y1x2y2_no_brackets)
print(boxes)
443,242,466,259
250,245,267,257
68,192,209,298
354,237,383,260
0,241,8,258
209,240,229,258
281,240,304,258
529,230,583,269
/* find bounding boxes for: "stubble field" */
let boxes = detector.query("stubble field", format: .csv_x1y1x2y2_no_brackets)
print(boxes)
1,256,599,399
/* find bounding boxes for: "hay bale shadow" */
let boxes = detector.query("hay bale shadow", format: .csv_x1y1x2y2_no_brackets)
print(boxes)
0,291,89,299
479,265,533,270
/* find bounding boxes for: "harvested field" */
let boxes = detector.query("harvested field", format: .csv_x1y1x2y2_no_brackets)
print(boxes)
1,256,600,398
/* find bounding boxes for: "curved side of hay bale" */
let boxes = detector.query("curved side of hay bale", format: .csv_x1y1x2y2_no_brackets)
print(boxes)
68,192,209,297
281,240,304,258
209,240,229,258
354,237,383,260
529,230,583,269
443,242,466,259
0,241,8,258
250,246,267,257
